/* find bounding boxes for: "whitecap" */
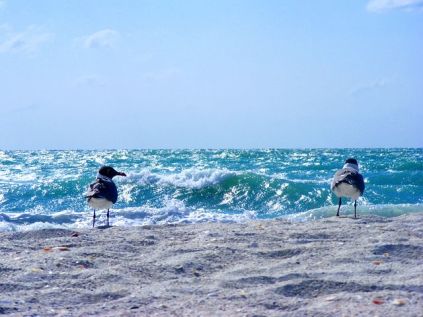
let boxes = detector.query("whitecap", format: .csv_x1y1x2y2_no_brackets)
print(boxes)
125,168,237,189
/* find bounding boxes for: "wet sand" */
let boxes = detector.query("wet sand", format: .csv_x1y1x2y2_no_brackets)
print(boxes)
1,213,423,316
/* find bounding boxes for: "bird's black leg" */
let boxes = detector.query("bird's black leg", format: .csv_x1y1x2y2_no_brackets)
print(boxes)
354,200,357,219
107,209,110,227
336,198,341,217
92,209,96,228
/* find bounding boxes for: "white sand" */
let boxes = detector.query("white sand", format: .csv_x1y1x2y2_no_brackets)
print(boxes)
1,213,423,316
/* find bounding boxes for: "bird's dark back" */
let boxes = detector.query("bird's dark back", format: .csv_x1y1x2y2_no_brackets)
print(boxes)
89,178,118,203
332,168,365,195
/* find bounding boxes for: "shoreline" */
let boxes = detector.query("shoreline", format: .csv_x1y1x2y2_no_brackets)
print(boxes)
1,213,423,316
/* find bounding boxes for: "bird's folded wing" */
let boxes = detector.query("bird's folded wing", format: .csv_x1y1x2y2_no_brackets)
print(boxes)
84,180,106,198
335,170,353,184
332,169,365,193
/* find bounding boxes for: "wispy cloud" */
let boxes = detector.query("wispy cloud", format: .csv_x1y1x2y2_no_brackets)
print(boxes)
349,78,392,96
366,0,423,12
81,29,120,49
1,104,41,117
0,0,6,10
0,25,53,54
74,74,106,87
143,68,181,81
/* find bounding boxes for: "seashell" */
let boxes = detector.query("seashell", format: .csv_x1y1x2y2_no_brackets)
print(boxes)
31,267,43,272
372,298,384,305
392,299,406,306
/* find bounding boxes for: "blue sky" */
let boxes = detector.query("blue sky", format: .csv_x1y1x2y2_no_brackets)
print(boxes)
0,0,422,149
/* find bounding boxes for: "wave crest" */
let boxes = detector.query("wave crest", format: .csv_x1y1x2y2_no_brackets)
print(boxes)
125,168,237,189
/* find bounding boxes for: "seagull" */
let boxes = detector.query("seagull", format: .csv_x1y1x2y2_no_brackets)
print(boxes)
331,158,365,219
85,166,126,227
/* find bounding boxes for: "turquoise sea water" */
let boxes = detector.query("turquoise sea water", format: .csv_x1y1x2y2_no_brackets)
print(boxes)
0,149,422,231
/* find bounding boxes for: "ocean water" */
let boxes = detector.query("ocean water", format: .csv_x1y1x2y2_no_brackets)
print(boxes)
0,149,422,231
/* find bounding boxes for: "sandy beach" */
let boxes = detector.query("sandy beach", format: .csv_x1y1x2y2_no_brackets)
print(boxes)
1,213,422,316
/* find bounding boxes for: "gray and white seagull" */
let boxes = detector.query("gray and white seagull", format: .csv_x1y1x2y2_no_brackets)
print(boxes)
331,158,365,219
85,166,126,227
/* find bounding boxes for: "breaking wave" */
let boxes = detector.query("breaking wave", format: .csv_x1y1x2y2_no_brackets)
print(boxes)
0,149,422,231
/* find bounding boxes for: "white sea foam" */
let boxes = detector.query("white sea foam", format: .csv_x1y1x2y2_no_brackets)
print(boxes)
109,199,257,227
125,168,237,189
0,200,257,231
1,203,422,232
20,222,69,231
272,173,331,185
0,221,17,232
0,169,38,183
283,203,423,222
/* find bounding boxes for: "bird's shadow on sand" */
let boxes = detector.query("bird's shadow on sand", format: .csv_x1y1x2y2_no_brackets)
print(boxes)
96,225,113,230
337,216,360,220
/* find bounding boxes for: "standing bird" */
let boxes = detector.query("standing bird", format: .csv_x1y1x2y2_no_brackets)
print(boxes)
331,158,365,219
85,166,126,227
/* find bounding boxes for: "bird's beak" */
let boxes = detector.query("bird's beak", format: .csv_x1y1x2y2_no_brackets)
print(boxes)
117,172,127,177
